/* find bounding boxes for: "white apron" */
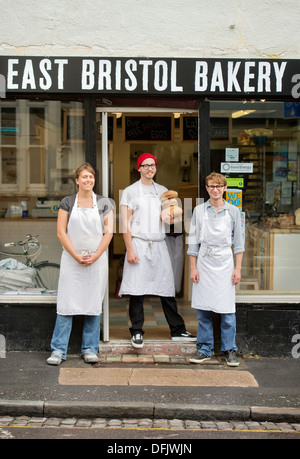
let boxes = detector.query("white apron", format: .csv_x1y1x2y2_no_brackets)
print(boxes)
119,181,175,297
191,206,235,313
57,193,108,316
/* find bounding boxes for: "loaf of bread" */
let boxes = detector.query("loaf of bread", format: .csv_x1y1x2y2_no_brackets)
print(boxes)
160,190,178,201
160,190,182,224
161,198,179,209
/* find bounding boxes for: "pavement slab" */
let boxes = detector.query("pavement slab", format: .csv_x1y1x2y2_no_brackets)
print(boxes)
58,367,258,387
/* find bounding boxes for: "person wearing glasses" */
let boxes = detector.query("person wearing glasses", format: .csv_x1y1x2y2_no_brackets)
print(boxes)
119,153,196,348
187,172,244,367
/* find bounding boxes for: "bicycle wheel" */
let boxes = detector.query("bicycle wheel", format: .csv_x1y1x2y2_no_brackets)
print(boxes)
35,262,60,291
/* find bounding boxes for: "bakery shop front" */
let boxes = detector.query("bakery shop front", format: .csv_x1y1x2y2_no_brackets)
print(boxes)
0,56,300,355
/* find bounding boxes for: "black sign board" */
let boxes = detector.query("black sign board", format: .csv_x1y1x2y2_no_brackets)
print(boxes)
125,116,172,142
0,57,299,98
182,116,230,141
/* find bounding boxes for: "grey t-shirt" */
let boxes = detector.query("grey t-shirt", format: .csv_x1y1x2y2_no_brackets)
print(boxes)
59,194,114,228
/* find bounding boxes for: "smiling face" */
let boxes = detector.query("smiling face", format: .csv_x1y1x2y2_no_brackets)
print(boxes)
138,159,157,182
206,180,227,203
75,169,95,191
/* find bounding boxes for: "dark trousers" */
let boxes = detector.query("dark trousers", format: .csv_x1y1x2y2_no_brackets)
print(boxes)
129,295,186,337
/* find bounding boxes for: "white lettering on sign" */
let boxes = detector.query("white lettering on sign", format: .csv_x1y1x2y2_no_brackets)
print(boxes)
7,58,68,90
82,59,183,92
291,74,300,99
195,60,287,93
5,57,289,95
221,162,253,173
227,61,241,92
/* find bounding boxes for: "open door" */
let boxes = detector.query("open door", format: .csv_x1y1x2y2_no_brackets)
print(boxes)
96,107,199,343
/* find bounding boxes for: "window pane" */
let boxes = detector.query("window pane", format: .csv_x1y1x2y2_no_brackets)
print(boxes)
1,147,17,184
29,146,45,183
0,99,85,298
1,107,17,145
210,101,300,294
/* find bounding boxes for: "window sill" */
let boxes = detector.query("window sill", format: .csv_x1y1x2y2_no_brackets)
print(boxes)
0,295,57,304
237,292,300,303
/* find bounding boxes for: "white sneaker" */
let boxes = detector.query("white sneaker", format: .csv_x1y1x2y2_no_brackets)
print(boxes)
131,333,144,348
47,355,62,366
172,331,197,342
83,352,99,363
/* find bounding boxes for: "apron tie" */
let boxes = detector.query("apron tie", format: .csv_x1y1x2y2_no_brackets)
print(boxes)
201,244,231,258
204,246,215,257
132,236,164,261
146,241,153,260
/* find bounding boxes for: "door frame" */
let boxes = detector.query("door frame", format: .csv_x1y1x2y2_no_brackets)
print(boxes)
96,106,199,342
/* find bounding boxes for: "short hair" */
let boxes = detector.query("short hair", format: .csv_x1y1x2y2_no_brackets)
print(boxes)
205,172,227,186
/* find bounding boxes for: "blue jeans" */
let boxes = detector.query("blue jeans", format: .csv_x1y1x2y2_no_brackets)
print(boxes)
196,309,237,358
50,314,101,360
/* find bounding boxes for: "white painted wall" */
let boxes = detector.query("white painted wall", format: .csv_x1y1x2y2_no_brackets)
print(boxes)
0,0,299,58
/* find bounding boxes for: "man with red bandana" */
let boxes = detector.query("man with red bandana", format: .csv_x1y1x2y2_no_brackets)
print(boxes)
119,153,196,349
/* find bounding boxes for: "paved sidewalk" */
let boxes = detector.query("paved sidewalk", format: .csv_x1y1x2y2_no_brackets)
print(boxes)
0,351,300,423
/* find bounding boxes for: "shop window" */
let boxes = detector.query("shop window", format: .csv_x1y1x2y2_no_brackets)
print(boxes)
0,99,85,299
1,107,17,188
210,101,300,294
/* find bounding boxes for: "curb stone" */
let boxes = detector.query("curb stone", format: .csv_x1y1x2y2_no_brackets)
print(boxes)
154,403,250,421
44,401,154,419
0,400,44,417
1,399,300,423
251,406,300,423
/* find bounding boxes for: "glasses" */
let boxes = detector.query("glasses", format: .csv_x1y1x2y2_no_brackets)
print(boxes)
207,185,224,189
140,164,157,170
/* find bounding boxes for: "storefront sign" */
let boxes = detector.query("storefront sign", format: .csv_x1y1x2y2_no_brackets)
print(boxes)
225,148,239,161
221,162,253,173
0,57,299,97
225,189,242,208
227,177,244,188
284,102,300,118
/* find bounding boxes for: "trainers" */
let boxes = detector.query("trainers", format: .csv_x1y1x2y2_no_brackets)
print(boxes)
83,352,99,363
47,354,62,366
131,333,144,348
224,350,239,367
172,331,197,342
189,353,211,364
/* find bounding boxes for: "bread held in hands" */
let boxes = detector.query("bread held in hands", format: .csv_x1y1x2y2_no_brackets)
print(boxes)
160,190,182,224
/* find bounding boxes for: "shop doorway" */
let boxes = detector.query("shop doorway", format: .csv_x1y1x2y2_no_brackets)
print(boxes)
96,107,199,342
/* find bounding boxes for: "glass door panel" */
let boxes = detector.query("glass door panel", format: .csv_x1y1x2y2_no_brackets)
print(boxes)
96,111,110,341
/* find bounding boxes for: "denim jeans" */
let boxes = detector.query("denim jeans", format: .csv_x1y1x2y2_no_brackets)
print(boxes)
196,309,237,358
50,314,101,360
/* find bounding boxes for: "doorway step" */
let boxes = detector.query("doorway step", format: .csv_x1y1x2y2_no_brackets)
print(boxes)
98,340,222,365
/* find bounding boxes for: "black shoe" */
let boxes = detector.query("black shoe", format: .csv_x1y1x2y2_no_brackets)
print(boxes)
131,333,144,349
224,350,239,367
189,353,211,364
172,331,197,342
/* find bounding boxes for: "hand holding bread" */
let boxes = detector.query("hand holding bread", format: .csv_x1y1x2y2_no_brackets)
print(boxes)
160,190,183,224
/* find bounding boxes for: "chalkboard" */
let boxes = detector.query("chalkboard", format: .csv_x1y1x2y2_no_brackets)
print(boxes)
181,116,198,141
125,116,172,142
210,117,231,140
181,116,231,141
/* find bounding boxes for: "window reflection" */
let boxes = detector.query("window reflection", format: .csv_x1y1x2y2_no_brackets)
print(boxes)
0,100,85,297
210,101,300,292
